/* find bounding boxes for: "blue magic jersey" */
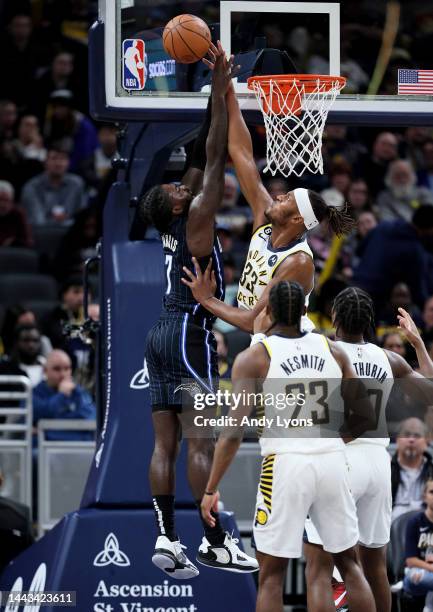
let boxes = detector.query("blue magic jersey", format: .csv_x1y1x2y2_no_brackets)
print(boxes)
160,215,225,320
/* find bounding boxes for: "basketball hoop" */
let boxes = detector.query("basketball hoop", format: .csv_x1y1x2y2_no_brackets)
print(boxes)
247,74,346,177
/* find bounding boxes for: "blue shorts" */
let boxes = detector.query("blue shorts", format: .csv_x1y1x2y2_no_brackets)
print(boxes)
145,312,218,412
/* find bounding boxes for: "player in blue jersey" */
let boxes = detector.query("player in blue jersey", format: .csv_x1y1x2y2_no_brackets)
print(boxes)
140,42,258,579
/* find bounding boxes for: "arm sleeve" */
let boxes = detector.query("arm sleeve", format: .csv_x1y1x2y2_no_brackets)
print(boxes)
186,96,212,171
405,515,421,559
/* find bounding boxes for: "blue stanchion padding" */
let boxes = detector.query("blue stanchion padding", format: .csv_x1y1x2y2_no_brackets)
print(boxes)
0,509,257,611
81,237,193,507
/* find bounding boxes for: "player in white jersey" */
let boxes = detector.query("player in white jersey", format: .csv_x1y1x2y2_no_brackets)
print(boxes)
304,287,433,612
181,83,355,333
199,281,376,612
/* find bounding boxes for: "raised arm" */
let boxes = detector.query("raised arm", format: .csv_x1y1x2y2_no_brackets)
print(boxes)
181,96,212,196
227,84,272,230
186,43,232,258
397,307,433,377
182,251,314,332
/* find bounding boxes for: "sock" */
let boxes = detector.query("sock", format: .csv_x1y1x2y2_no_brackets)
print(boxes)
153,495,177,541
196,500,225,546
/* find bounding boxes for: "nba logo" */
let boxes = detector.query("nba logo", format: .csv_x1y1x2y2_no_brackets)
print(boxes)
122,39,146,91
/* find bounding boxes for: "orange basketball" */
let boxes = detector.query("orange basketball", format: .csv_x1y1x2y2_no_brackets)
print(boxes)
163,14,211,64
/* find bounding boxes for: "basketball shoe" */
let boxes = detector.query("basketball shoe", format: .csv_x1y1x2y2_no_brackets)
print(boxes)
197,532,259,572
333,581,349,611
152,536,199,579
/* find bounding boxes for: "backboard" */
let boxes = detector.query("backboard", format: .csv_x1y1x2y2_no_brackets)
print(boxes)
91,0,433,125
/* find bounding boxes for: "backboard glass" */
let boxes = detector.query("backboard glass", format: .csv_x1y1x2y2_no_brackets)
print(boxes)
91,0,433,124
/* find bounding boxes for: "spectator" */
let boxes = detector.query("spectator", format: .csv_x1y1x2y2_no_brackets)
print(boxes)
79,123,118,188
214,253,238,334
328,162,352,199
309,278,348,335
382,332,407,358
0,14,46,107
0,181,32,247
20,147,87,226
353,205,433,310
347,178,372,215
377,159,433,222
403,480,433,610
33,51,76,122
340,210,378,274
379,283,423,329
213,330,232,380
54,207,100,279
43,90,98,173
0,305,52,357
0,100,17,143
392,418,433,521
361,131,399,196
7,115,46,196
357,210,378,239
215,172,250,234
418,139,433,194
403,126,431,170
41,276,84,350
33,350,96,441
0,325,46,388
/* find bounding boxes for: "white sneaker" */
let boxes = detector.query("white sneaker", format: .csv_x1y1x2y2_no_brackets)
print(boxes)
152,536,199,579
196,532,259,573
424,591,433,612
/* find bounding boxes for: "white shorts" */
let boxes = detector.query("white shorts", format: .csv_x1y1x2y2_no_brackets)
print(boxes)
305,443,392,549
253,451,359,558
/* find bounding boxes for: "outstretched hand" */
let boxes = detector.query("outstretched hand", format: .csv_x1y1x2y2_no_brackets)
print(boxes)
397,307,422,348
203,40,240,95
182,257,216,304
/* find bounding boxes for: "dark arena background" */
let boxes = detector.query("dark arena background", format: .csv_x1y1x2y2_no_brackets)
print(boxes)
0,1,433,611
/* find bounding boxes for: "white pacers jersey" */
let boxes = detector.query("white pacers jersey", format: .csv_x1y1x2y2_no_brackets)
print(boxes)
237,224,314,331
337,341,393,447
259,332,345,456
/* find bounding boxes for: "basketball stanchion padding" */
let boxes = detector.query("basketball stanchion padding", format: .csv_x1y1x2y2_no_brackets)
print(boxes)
247,74,346,177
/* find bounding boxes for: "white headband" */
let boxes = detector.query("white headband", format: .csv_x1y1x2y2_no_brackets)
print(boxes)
293,188,319,230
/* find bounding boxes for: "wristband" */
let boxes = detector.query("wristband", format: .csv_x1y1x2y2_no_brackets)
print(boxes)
250,333,266,346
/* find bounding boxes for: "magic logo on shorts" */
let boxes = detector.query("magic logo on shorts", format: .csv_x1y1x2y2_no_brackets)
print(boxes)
122,39,146,91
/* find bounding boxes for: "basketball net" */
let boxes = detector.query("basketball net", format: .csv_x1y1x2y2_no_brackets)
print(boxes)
248,75,346,178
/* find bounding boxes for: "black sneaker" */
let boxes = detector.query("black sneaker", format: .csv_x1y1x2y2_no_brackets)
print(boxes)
197,532,259,573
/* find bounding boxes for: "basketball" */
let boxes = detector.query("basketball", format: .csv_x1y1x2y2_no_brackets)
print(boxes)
163,14,211,64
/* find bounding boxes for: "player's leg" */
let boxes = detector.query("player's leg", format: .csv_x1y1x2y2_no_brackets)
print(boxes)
303,542,335,612
311,452,375,612
188,436,259,572
149,410,181,536
358,545,391,612
187,435,225,544
255,551,288,612
146,319,199,578
332,547,375,612
150,409,199,578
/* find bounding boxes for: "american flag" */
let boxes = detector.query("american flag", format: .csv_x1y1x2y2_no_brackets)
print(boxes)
398,69,433,95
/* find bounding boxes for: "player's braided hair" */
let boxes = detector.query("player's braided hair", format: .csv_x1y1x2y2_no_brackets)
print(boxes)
333,287,375,336
139,185,172,233
269,281,305,330
308,190,356,236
